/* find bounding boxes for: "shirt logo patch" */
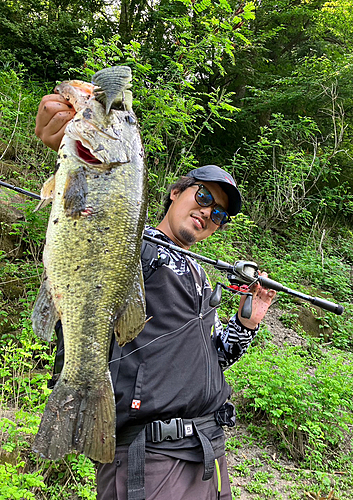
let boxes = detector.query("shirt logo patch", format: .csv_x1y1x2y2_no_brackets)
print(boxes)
131,399,141,410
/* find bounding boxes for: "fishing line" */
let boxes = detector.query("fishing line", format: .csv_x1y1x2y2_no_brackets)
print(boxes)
108,306,217,364
108,317,199,364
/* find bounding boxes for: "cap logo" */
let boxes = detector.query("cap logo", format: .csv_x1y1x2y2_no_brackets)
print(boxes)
224,175,235,186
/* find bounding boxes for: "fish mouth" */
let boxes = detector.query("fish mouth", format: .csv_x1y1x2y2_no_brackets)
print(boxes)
76,141,102,165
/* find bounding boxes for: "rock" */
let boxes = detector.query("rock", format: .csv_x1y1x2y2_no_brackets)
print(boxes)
0,188,25,257
297,304,333,341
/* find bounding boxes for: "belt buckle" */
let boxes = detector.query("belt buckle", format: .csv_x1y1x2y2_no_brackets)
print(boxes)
151,418,183,443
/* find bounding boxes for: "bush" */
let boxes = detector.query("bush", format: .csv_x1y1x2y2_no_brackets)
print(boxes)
226,342,353,469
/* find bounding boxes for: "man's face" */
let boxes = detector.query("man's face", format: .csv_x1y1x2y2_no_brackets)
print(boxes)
164,181,229,248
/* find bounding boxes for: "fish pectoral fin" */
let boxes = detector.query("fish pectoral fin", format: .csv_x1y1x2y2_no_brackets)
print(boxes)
114,265,146,346
63,165,88,218
34,198,52,211
34,175,55,211
32,276,59,341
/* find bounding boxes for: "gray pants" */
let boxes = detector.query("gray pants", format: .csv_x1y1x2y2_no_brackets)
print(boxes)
97,446,232,500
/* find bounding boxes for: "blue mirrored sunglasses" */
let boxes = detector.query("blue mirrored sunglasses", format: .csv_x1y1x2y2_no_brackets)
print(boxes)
194,184,230,226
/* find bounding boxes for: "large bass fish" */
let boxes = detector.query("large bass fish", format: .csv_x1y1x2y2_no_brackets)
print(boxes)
31,66,147,463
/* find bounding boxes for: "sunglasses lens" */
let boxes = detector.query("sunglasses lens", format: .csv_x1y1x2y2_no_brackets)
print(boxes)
211,206,228,226
195,184,230,225
195,186,213,206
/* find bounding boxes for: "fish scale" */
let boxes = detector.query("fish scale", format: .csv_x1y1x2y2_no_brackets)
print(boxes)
31,67,147,463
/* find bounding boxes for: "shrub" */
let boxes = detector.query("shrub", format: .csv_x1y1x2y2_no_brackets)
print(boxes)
226,342,353,469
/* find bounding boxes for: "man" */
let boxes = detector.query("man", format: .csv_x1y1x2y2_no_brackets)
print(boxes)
36,93,275,500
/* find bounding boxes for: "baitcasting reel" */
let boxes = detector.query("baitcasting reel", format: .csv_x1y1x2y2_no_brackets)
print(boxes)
209,259,344,319
209,261,259,318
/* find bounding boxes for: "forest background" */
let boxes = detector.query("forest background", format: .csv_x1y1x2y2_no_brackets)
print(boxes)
1,0,353,499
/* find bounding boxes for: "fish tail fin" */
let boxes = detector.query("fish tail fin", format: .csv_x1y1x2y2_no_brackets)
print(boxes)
33,372,116,463
92,66,132,113
74,373,116,462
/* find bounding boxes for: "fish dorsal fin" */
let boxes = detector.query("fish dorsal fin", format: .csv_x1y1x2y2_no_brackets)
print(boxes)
92,66,132,114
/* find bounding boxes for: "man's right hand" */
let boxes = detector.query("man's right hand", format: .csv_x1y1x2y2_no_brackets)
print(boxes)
35,94,76,152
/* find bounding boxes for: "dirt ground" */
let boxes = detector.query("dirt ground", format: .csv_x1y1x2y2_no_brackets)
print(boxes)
225,422,303,500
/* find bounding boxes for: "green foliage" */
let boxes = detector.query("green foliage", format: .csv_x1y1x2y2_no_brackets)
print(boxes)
0,69,44,141
0,68,44,178
248,228,352,302
0,68,57,201
231,113,353,228
0,414,97,499
227,343,353,468
2,0,353,230
41,453,97,499
10,199,49,259
0,0,113,81
325,302,353,351
0,462,45,500
196,213,256,263
74,25,246,218
0,411,40,454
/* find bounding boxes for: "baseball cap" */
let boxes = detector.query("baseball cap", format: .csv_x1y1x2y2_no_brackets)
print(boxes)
186,165,242,216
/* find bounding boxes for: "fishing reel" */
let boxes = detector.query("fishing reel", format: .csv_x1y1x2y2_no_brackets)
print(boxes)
209,261,259,318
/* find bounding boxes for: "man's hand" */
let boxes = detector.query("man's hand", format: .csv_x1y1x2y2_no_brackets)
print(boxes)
35,94,76,152
237,272,276,330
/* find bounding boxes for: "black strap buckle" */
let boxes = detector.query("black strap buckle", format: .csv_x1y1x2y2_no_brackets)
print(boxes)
214,402,236,428
150,418,183,443
150,253,170,270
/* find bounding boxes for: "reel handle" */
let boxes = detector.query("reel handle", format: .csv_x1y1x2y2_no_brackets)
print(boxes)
240,295,252,319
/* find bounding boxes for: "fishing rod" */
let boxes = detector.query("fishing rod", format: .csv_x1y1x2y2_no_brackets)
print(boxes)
143,235,345,317
0,181,345,317
0,180,41,200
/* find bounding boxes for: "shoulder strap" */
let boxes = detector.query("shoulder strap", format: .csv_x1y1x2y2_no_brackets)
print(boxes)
141,239,170,281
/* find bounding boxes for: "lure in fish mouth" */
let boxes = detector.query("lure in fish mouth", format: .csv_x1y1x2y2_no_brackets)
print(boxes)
31,66,147,463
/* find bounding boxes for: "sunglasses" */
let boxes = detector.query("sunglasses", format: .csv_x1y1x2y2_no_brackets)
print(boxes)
194,184,230,226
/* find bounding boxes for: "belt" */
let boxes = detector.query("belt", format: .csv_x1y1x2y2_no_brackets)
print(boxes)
126,414,220,500
146,416,196,442
115,418,191,446
118,409,232,445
